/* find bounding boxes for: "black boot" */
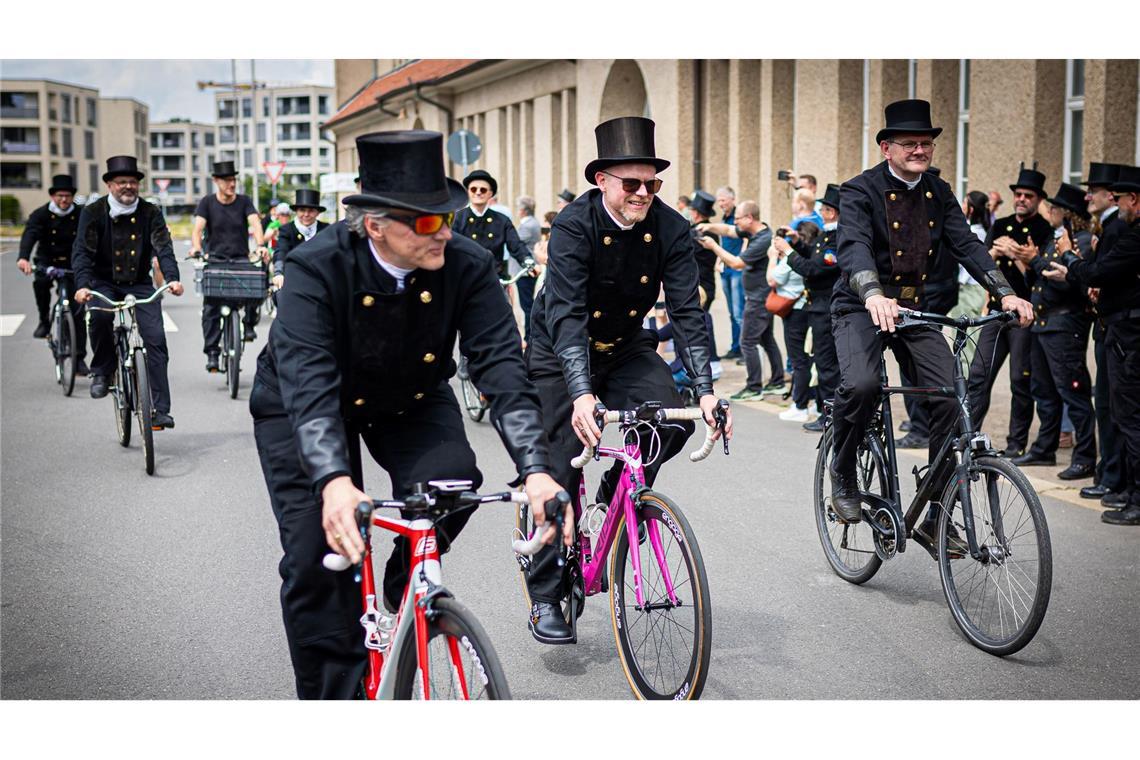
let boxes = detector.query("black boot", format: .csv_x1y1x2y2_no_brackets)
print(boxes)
828,461,862,524
528,602,575,645
33,320,51,339
205,352,220,373
89,375,109,399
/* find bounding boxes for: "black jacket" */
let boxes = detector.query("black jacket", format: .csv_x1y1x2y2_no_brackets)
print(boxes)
72,197,179,290
272,219,331,271
834,161,1012,312
1087,208,1130,339
251,221,551,492
1064,218,1140,319
529,190,713,399
984,211,1053,307
19,203,82,266
787,224,841,313
1028,228,1093,333
452,206,530,274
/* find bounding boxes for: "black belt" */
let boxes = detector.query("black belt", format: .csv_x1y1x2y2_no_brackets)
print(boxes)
1103,308,1140,326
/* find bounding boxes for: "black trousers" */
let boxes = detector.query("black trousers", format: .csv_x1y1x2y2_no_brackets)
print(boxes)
251,381,482,699
87,280,171,414
1106,322,1140,508
525,332,694,603
967,320,1034,451
1094,336,1127,492
900,287,955,438
202,298,260,354
741,294,784,391
516,275,536,345
832,311,958,485
1027,328,1096,466
782,308,812,408
808,306,839,407
33,270,87,360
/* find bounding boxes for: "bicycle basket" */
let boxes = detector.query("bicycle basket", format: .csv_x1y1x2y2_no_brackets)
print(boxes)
201,263,268,303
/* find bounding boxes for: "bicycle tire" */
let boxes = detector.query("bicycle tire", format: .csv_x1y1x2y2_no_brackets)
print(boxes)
813,426,885,584
610,490,711,700
134,349,155,476
57,308,76,397
227,311,241,399
392,596,511,700
112,361,131,447
936,455,1052,656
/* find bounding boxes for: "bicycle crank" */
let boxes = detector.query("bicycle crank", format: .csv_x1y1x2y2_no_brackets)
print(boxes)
870,507,902,561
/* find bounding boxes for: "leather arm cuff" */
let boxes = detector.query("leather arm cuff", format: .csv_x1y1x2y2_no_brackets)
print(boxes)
982,269,1016,300
850,270,884,302
557,345,593,400
294,416,352,489
680,345,714,398
492,409,553,486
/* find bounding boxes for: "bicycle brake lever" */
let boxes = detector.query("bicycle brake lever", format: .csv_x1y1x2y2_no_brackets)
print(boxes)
716,399,730,455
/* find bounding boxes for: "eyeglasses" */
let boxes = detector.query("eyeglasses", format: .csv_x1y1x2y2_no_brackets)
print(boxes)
386,211,455,235
110,179,139,188
601,171,663,194
1013,191,1039,200
468,186,491,196
890,140,936,152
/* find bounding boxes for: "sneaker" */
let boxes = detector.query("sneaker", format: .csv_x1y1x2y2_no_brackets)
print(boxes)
722,348,741,359
33,320,51,339
243,327,257,342
779,405,810,422
894,432,929,449
802,419,825,433
730,387,764,401
761,380,786,396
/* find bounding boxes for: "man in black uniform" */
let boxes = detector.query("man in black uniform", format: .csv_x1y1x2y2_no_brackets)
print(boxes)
73,156,183,427
1045,165,1140,525
828,100,1032,546
249,131,567,698
191,160,268,365
787,183,842,433
688,189,720,367
451,169,533,280
967,165,1053,459
524,116,732,643
16,174,89,374
270,188,330,288
556,188,575,213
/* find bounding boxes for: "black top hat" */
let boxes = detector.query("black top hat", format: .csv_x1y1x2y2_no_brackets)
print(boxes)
689,190,716,219
291,188,326,212
1047,183,1091,219
558,188,575,203
49,174,77,194
876,99,942,144
1110,165,1140,194
462,169,498,198
102,155,145,183
211,160,238,178
1009,163,1047,196
584,116,671,185
820,183,841,210
342,131,467,215
1081,162,1125,188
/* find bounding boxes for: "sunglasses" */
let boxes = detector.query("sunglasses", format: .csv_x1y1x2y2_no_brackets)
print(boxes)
387,211,455,235
601,171,663,194
468,186,491,195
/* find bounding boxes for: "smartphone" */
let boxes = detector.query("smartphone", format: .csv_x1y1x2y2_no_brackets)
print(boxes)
777,170,791,181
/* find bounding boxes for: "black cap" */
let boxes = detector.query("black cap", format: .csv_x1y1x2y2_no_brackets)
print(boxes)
558,188,575,203
1047,183,1091,219
1081,162,1125,188
290,188,326,212
689,190,716,219
462,169,497,197
1110,165,1140,194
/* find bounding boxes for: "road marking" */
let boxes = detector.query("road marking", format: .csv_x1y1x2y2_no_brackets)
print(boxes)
162,310,178,333
0,314,27,336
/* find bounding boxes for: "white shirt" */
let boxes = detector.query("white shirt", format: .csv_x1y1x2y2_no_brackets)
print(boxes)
887,164,922,190
1101,206,1119,224
367,238,414,293
601,198,635,231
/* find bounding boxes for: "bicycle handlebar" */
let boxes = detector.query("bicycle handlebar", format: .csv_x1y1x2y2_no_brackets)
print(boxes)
893,308,1017,331
33,265,73,278
510,491,572,557
500,259,538,287
570,400,730,469
87,281,176,311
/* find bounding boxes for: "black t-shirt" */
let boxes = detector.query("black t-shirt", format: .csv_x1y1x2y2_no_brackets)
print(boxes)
738,224,774,296
195,193,257,259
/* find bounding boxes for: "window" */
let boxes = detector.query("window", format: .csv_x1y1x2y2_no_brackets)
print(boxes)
87,97,97,126
956,59,971,199
278,122,311,142
219,125,235,144
89,164,99,191
288,173,312,187
68,162,78,181
151,132,183,149
50,127,59,155
276,96,311,116
318,95,329,115
191,131,199,149
1,162,42,188
243,149,253,166
263,147,270,162
1,127,40,154
61,128,72,157
192,155,200,172
61,94,72,123
48,93,58,121
152,155,184,171
242,124,249,144
205,132,215,147
262,97,270,117
257,123,266,142
242,98,252,118
84,130,94,159
1063,59,1086,184
1,91,39,119
193,177,201,195
218,99,236,120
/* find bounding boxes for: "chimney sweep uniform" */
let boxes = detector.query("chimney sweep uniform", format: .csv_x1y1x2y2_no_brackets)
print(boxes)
452,169,532,279
271,188,330,273
249,131,553,698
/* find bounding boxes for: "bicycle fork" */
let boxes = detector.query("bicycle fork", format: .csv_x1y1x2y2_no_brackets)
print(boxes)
616,448,681,611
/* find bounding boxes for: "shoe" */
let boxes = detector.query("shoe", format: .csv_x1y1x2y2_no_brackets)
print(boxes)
779,405,810,422
827,462,862,523
729,387,764,401
206,353,220,373
75,360,90,377
1080,484,1110,499
735,358,746,366
244,327,257,342
1001,446,1024,458
151,412,175,430
899,419,912,432
528,602,575,644
1100,505,1140,526
762,380,786,395
1056,463,1095,480
723,348,741,359
894,432,929,449
89,375,108,399
1011,452,1056,467
1058,432,1074,449
1101,492,1128,509
806,400,818,417
912,520,968,559
802,419,825,433
33,320,51,339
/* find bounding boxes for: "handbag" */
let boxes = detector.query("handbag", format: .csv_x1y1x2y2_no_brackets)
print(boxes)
765,288,797,318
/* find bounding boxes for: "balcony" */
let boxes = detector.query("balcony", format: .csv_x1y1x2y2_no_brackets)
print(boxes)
1,106,39,119
1,140,41,154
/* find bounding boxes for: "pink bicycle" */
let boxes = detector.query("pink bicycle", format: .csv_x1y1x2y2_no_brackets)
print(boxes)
513,400,728,699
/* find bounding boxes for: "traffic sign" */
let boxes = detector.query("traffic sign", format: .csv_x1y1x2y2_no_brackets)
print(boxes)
262,161,287,184
446,129,482,170
155,178,171,193
320,172,357,194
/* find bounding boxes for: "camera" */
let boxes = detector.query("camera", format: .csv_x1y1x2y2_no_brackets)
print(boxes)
777,170,792,181
776,226,792,238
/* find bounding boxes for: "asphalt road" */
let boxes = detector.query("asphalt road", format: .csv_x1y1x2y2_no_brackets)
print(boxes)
2,239,1137,700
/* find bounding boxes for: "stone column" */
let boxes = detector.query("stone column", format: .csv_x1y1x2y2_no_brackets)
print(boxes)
533,93,557,215
729,59,763,207
759,59,795,226
1084,59,1139,166
865,59,909,167
916,59,960,191
702,60,730,195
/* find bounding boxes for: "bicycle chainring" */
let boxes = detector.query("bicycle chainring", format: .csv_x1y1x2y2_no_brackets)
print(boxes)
872,506,901,561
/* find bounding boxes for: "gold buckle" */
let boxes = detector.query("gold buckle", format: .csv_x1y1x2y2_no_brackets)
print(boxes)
900,286,917,300
592,340,615,353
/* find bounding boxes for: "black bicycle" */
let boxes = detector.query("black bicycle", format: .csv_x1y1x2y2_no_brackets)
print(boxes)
87,283,176,476
35,265,80,396
813,309,1052,655
191,255,268,399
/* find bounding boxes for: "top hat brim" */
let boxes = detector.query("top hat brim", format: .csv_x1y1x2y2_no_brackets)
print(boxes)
102,169,145,183
1046,195,1089,219
585,157,671,186
874,126,942,145
291,203,327,212
819,197,840,210
1009,182,1047,195
342,177,468,215
49,183,78,194
1110,181,1140,193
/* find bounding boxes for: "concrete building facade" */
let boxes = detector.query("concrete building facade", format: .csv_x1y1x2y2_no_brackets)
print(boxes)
148,119,217,212
98,97,149,177
327,59,1139,225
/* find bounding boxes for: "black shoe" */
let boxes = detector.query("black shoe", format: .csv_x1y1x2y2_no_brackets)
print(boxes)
723,348,741,359
1001,446,1024,458
528,602,575,644
205,353,220,373
735,358,746,366
1101,505,1140,526
1056,463,1095,480
89,375,108,399
1101,492,1128,509
33,320,51,339
894,432,929,449
912,520,968,559
828,462,862,524
151,412,175,430
899,420,912,432
1011,452,1056,466
75,360,90,377
802,419,825,433
244,327,256,342
1080,484,1110,499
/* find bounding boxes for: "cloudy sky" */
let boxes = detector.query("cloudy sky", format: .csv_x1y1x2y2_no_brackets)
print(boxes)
0,59,333,123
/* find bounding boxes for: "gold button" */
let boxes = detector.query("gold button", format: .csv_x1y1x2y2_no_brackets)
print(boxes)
1006,225,1013,232
116,250,122,257
928,249,932,254
130,217,136,223
471,234,477,239
423,353,435,364
925,191,933,199
921,274,927,281
892,221,900,230
362,295,375,307
603,236,612,246
628,310,637,317
894,275,901,281
643,233,653,243
928,220,935,228
889,193,897,201
592,310,602,319
420,291,432,304
130,234,136,240
51,229,56,234
486,217,492,223
130,250,135,255
1022,227,1029,234
488,232,494,238
297,234,303,240
896,250,903,257
640,275,649,284
354,398,365,406
469,217,474,223
414,392,424,400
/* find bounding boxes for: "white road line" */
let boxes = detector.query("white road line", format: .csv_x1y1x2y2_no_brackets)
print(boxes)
162,310,178,333
0,314,27,336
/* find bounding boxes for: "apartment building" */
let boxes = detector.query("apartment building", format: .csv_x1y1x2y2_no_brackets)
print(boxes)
98,97,149,174
148,119,217,212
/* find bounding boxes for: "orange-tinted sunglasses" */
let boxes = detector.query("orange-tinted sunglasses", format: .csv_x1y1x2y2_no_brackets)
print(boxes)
387,211,455,235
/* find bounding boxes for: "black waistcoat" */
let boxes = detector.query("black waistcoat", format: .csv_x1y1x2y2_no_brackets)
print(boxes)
986,212,1053,305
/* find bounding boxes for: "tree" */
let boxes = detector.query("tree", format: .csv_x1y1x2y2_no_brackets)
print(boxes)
0,194,21,224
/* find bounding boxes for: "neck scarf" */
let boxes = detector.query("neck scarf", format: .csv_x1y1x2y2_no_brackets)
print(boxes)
107,194,139,219
48,201,76,217
296,220,317,240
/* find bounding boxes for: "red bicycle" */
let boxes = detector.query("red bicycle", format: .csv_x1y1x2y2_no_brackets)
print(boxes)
324,479,569,699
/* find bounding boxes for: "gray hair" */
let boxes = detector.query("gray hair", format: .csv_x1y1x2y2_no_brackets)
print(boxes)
344,204,391,236
517,196,535,215
715,186,735,199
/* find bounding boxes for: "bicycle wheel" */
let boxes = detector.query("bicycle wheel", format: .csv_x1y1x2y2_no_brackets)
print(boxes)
134,349,155,476
936,455,1052,656
814,426,885,584
57,308,76,397
227,311,241,399
112,360,131,448
610,490,711,700
392,596,511,699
